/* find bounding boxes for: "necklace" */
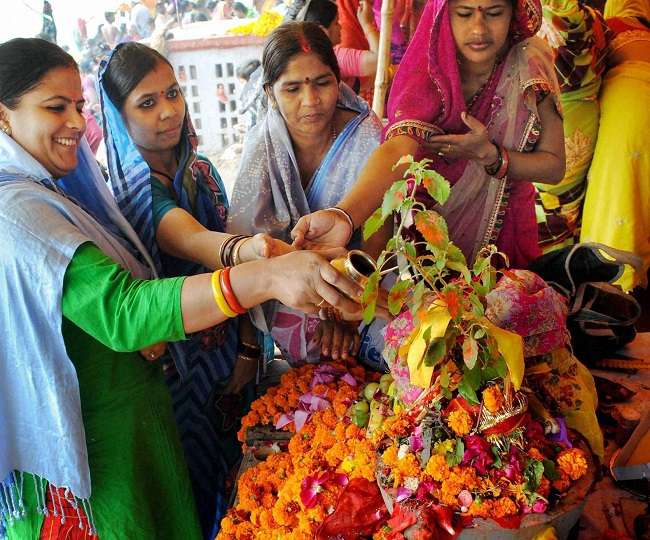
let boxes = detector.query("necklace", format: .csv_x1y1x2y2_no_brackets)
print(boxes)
149,167,175,183
330,122,338,144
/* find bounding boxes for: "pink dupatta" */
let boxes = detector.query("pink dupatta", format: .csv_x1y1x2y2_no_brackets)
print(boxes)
385,0,559,267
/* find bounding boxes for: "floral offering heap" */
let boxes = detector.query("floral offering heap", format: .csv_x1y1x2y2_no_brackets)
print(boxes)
218,157,600,540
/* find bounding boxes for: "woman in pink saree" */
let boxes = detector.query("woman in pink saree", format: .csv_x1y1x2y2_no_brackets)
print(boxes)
292,0,565,269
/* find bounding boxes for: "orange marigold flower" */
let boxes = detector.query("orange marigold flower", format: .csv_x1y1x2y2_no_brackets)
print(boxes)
557,448,588,481
482,385,504,414
447,409,473,436
552,470,572,493
425,454,450,482
492,496,518,518
528,447,546,462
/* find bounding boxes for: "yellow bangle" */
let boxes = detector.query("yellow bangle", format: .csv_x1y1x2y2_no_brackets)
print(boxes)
211,270,237,318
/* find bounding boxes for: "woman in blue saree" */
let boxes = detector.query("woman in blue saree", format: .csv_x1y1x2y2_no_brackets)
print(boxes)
228,22,382,365
97,42,292,538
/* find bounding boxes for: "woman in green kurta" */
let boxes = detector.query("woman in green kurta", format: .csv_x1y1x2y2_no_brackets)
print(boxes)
0,38,366,540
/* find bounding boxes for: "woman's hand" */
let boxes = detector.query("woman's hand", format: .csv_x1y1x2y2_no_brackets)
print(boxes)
139,341,167,362
238,233,295,262
291,209,353,250
357,0,375,32
426,112,498,166
314,320,361,360
224,353,258,394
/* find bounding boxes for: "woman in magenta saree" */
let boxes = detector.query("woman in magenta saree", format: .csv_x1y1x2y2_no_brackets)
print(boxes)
292,0,565,270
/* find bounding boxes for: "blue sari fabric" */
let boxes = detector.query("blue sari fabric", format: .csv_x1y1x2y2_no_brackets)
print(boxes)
98,46,238,538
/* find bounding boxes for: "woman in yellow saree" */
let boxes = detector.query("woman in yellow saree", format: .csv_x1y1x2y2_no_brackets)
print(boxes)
580,0,650,291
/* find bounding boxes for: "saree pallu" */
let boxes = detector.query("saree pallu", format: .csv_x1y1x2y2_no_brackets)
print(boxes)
535,0,610,253
581,59,650,290
228,84,382,365
534,82,600,252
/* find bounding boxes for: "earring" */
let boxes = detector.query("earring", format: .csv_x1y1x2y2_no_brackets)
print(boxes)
0,117,11,136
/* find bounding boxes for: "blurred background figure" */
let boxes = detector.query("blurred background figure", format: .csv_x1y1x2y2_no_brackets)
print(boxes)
39,1,57,43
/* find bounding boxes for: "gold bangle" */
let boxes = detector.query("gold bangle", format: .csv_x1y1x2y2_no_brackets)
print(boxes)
211,270,238,318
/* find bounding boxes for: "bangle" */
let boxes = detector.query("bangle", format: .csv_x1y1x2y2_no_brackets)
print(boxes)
484,143,502,176
232,237,248,266
220,266,247,315
211,270,238,318
329,207,355,244
495,146,509,179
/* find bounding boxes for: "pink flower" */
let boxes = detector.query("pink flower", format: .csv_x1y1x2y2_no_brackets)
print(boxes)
458,489,473,512
532,499,548,513
300,471,349,509
396,487,413,502
409,426,424,453
462,434,493,475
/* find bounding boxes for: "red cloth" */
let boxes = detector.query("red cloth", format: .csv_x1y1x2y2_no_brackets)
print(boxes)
40,486,96,540
316,478,388,539
335,45,364,79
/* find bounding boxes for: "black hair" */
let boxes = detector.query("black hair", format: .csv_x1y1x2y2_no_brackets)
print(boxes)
303,0,337,28
102,42,172,110
262,21,340,88
0,38,77,110
236,59,261,81
233,2,248,14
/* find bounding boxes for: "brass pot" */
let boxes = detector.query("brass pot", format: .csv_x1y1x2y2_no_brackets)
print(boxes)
330,250,377,298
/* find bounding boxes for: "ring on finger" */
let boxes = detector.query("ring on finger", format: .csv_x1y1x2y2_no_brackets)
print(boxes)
149,352,156,360
317,298,327,308
446,143,451,153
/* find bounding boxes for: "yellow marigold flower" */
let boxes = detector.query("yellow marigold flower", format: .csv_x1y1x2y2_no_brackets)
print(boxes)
482,385,504,413
557,448,588,481
425,454,451,482
433,439,455,455
447,409,473,436
493,496,518,518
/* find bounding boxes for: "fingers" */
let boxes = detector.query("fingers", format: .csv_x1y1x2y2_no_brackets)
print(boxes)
318,259,364,302
340,323,360,360
272,238,296,256
290,215,309,248
461,111,483,131
139,341,167,362
315,278,362,320
319,321,333,357
330,323,344,359
311,247,349,261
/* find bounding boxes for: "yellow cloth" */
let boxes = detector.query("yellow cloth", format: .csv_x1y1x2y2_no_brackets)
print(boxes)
483,319,525,391
406,305,451,388
605,0,650,19
526,348,604,459
580,59,650,291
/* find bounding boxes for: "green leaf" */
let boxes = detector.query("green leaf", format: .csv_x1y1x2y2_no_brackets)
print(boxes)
404,241,417,260
463,364,481,390
491,446,502,468
439,363,450,388
422,325,432,344
447,261,472,285
446,244,467,265
414,210,449,249
469,294,485,316
462,336,479,370
381,180,408,219
361,270,380,324
493,355,508,378
388,279,411,316
422,169,451,205
363,207,386,241
473,327,486,339
524,460,545,492
542,459,560,480
411,280,425,313
472,255,490,277
446,438,465,467
458,376,479,404
425,338,446,367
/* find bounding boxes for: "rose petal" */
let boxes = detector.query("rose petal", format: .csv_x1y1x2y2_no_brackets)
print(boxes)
341,373,357,386
396,487,413,502
275,413,294,429
458,489,473,508
294,410,311,432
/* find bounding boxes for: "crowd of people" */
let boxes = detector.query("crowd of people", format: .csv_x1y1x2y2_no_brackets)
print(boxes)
0,0,648,538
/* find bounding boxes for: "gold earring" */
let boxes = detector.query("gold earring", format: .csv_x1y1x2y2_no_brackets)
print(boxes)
0,118,11,136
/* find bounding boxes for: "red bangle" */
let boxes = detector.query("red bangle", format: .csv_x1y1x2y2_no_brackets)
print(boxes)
495,146,509,179
219,267,247,315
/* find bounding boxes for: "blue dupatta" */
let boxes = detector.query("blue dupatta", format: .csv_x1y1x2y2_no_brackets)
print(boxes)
98,46,239,537
228,83,382,364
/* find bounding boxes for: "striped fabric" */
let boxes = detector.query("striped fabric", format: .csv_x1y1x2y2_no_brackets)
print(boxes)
98,46,240,538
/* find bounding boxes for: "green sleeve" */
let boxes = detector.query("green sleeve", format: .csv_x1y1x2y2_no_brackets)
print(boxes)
62,242,187,352
151,175,179,231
